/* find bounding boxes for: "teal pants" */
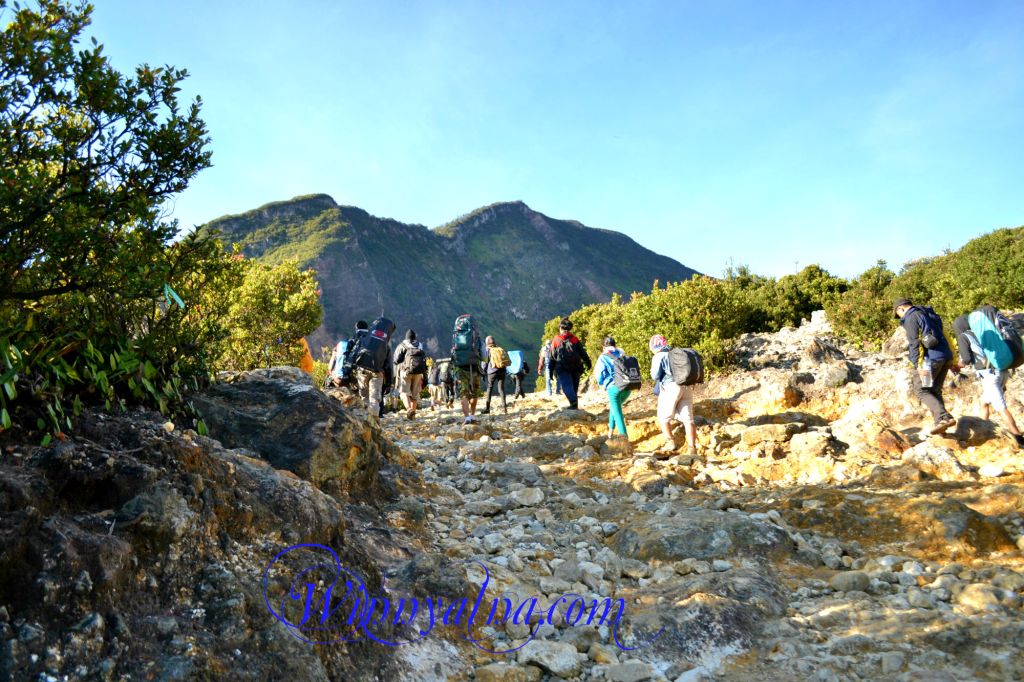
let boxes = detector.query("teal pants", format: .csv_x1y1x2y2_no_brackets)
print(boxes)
607,385,631,436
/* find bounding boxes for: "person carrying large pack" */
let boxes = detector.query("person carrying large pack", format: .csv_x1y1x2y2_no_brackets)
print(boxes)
538,340,559,396
649,334,700,456
393,329,427,420
551,318,592,410
326,339,351,387
351,317,395,416
595,336,639,442
507,350,530,400
481,335,511,415
894,299,956,435
953,309,1024,448
451,314,485,424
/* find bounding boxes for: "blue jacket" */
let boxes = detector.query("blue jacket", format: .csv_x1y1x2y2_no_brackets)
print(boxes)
651,349,674,388
597,348,623,389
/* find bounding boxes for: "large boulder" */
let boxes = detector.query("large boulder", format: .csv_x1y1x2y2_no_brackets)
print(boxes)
192,367,388,498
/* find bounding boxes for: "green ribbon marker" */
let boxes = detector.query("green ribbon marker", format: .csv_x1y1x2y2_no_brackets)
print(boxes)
164,283,185,309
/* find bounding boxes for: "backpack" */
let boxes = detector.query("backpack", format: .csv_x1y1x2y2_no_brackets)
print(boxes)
667,347,704,386
329,340,351,380
489,346,510,369
611,354,642,391
552,335,584,372
352,318,395,372
507,350,524,375
914,306,944,350
451,315,482,367
428,364,441,385
969,307,1024,370
402,343,427,375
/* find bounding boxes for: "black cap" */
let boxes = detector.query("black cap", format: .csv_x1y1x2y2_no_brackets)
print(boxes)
893,298,912,319
405,329,416,341
603,336,616,347
559,318,573,331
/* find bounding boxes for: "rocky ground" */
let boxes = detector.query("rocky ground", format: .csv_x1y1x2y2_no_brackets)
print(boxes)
2,313,1024,681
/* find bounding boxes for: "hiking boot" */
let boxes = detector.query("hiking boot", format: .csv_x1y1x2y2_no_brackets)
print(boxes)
929,416,957,435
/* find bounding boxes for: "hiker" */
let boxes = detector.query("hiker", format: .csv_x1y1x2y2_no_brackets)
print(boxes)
508,351,530,400
351,318,396,417
894,299,957,435
451,315,485,424
440,359,456,408
650,334,698,456
426,358,442,410
952,310,1024,447
326,338,348,387
539,340,559,396
393,329,427,419
481,336,511,414
596,336,631,440
551,319,591,410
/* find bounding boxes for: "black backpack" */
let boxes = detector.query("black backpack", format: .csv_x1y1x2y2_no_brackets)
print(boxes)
553,336,584,372
352,318,395,372
667,347,704,386
612,355,642,391
403,343,428,375
914,306,944,350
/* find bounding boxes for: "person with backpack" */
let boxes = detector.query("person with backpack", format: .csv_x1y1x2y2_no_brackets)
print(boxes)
351,317,395,417
551,319,592,410
595,336,636,441
451,314,485,424
440,359,456,408
538,340,560,396
426,358,442,411
894,299,957,435
952,310,1024,448
481,336,511,415
649,334,698,456
393,329,427,419
508,351,530,400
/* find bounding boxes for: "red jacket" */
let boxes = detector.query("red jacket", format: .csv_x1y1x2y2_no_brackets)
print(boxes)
551,332,591,372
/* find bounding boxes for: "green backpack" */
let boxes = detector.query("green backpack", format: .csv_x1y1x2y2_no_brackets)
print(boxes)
451,315,481,367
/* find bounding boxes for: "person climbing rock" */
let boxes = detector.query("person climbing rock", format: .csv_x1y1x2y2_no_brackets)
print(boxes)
650,334,698,456
894,298,957,435
480,336,510,415
596,336,631,441
551,319,591,410
539,339,559,396
393,329,427,419
952,311,1024,448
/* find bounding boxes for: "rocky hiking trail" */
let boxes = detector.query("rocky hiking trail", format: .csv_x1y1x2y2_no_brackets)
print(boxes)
1,314,1024,681
377,311,1024,682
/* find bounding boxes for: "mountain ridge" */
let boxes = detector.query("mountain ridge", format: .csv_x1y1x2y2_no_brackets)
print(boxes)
202,195,699,357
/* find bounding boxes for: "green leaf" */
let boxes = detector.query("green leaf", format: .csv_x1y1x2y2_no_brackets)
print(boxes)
1,408,11,430
41,434,52,447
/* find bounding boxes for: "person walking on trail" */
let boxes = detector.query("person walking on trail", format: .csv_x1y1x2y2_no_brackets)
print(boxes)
596,336,631,440
539,340,560,396
451,314,485,424
894,298,957,435
551,319,591,410
952,311,1024,448
426,358,442,411
481,336,511,414
649,334,698,456
393,329,427,419
508,352,530,400
350,320,379,413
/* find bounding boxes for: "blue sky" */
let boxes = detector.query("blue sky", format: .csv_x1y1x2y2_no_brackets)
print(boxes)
88,0,1024,278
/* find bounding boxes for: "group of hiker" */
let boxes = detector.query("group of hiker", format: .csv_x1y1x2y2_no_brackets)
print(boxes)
323,299,1024,453
894,299,1024,446
325,316,531,423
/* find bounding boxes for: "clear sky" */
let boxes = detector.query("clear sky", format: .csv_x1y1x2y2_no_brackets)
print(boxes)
87,0,1024,278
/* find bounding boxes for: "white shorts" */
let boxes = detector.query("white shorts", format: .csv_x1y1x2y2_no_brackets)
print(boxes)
979,369,1008,410
657,382,693,423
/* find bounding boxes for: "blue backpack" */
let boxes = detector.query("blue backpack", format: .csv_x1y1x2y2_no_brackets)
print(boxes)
968,307,1024,371
507,350,524,375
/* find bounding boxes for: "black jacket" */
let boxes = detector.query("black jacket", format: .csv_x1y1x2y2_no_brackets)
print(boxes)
900,306,953,367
